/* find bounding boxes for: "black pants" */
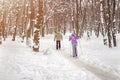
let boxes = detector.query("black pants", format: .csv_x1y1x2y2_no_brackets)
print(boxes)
56,40,61,50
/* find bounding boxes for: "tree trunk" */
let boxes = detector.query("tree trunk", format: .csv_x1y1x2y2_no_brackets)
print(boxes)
75,0,79,36
107,0,112,48
112,0,117,47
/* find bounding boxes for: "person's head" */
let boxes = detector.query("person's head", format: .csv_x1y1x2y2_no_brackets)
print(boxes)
71,30,75,34
71,33,75,36
57,31,61,34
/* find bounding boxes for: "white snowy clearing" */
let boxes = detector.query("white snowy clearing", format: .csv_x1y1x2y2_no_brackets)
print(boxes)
0,32,120,80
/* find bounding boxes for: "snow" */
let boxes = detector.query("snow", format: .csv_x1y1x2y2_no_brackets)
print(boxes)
62,32,120,79
0,32,120,80
0,36,100,80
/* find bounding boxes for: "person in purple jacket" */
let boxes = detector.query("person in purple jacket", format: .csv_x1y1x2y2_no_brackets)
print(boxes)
69,32,79,57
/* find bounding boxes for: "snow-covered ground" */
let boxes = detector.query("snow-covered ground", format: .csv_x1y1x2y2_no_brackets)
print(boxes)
0,36,100,80
0,32,120,80
62,32,120,79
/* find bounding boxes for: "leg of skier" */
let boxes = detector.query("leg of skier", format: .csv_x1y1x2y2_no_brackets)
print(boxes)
59,41,61,50
72,44,76,57
56,41,58,50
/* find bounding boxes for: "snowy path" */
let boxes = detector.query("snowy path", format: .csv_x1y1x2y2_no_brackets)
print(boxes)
0,38,100,80
41,35,119,80
59,50,120,80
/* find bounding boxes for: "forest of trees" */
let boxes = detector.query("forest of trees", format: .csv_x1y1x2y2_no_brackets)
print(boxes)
0,0,120,48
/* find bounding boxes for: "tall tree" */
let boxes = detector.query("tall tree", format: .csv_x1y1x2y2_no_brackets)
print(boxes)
112,0,117,47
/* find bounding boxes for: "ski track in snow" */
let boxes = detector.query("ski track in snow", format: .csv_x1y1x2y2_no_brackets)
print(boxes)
58,49,120,80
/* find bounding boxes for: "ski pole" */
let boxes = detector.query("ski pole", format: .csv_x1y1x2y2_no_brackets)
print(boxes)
70,42,72,56
78,39,84,55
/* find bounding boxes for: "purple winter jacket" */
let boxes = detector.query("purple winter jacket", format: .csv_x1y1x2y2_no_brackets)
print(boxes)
69,33,78,45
